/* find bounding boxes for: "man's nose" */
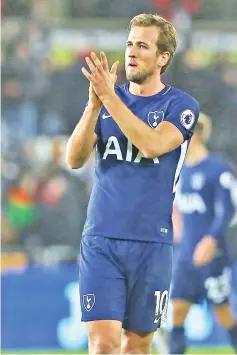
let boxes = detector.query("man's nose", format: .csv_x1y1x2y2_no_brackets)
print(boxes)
127,46,137,57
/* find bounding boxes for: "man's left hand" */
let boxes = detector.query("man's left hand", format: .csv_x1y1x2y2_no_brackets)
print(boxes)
193,235,217,267
82,52,119,102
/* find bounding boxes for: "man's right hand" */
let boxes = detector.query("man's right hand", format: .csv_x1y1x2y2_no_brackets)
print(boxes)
87,52,119,110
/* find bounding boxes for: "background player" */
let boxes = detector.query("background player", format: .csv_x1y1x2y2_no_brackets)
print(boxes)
168,112,237,354
66,14,199,354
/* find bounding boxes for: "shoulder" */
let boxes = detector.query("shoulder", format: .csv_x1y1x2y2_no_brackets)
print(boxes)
164,87,200,133
168,87,200,111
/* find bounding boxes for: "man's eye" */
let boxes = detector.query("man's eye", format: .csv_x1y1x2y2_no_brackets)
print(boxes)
140,45,146,49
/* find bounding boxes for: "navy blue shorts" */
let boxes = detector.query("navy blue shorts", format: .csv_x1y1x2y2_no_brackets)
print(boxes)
171,253,232,305
79,235,173,332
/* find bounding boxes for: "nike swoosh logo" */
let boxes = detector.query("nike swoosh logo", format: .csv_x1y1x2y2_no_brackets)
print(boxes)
154,313,166,324
102,113,111,119
154,316,162,324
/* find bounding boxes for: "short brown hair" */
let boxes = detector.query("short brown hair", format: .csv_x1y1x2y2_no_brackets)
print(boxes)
129,14,178,74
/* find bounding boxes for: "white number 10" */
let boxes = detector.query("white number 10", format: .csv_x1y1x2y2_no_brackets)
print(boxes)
154,290,169,324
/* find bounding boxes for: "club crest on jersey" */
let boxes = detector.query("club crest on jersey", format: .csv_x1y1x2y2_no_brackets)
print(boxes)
180,109,195,130
83,294,95,312
148,111,164,129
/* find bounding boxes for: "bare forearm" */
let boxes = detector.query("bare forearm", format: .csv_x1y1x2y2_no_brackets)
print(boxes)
66,105,100,168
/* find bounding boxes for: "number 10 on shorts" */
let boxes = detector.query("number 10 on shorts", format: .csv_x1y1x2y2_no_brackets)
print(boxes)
154,290,169,325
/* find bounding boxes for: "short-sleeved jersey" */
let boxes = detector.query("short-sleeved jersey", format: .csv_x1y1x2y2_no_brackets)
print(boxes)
175,154,236,258
83,83,200,244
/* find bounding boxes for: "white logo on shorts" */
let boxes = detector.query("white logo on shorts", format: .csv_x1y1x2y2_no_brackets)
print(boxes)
83,294,96,312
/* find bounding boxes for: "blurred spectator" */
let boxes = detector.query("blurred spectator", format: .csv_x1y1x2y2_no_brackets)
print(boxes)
4,170,37,230
36,169,88,247
1,133,90,264
55,52,90,134
20,166,90,264
209,63,237,165
152,0,199,21
172,50,223,117
2,42,38,142
1,213,19,248
2,0,31,17
171,51,237,166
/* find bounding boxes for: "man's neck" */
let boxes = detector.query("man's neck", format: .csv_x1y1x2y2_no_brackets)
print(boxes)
186,145,209,166
129,76,165,96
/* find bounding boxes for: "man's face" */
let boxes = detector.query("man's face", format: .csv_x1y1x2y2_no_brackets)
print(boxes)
125,26,161,84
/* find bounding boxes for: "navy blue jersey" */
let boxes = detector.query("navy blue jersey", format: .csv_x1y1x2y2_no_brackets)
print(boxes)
175,154,236,258
83,84,199,243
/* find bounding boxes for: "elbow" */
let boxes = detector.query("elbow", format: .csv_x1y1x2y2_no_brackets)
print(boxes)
142,147,161,159
65,158,82,169
140,138,165,159
65,141,85,169
66,161,83,169
65,153,84,169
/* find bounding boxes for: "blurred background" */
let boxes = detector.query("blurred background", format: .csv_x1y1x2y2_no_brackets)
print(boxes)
1,0,237,353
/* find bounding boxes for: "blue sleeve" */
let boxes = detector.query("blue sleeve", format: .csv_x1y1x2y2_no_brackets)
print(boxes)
164,96,200,141
207,170,236,240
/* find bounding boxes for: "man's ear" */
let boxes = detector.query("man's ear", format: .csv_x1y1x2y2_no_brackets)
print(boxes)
158,51,170,68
